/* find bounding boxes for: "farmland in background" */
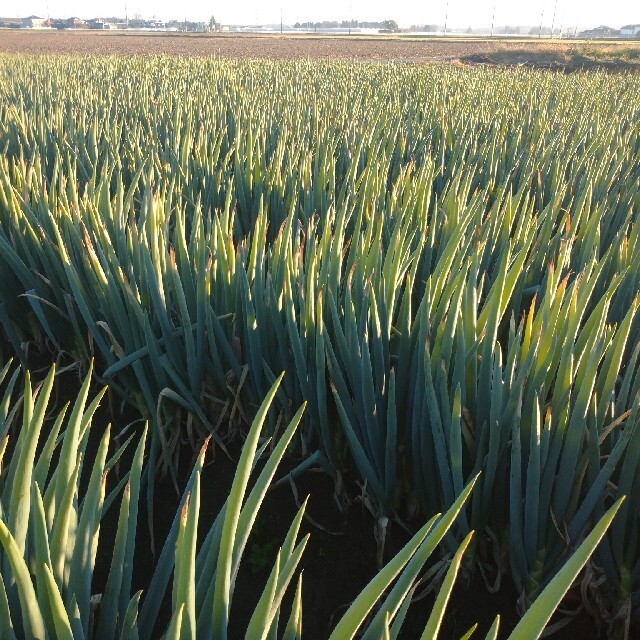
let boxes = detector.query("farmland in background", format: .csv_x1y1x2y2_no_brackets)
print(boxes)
1,31,640,69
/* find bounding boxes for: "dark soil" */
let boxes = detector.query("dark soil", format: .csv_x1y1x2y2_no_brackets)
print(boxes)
125,442,608,639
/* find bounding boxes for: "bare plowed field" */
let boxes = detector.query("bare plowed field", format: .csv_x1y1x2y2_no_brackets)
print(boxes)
0,31,500,59
2,30,639,69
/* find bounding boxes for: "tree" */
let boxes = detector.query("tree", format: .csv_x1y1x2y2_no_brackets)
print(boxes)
208,15,218,32
381,19,398,32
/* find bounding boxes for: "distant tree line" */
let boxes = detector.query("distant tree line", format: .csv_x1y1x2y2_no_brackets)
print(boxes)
294,19,399,32
408,24,442,32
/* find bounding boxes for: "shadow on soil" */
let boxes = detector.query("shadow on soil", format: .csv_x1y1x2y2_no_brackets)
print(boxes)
462,48,640,73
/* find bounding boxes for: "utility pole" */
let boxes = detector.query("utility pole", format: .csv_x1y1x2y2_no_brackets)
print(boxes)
539,8,544,38
551,0,558,38
280,7,283,34
490,0,496,38
443,0,449,36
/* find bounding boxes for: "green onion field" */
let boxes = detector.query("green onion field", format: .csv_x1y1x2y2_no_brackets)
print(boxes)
0,54,639,638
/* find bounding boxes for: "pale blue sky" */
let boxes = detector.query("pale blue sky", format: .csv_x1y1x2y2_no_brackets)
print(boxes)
5,0,639,29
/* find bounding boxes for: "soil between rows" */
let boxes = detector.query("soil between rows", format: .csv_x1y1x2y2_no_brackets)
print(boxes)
28,355,606,639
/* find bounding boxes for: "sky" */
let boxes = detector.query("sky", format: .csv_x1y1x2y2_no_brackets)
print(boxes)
4,0,639,30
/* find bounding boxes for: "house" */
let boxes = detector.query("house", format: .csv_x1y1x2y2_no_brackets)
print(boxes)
66,17,87,29
88,19,108,29
579,25,619,38
620,24,640,37
23,15,48,28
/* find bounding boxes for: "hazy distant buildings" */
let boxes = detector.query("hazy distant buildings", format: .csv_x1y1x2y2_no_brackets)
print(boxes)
620,24,640,37
580,25,622,38
2,13,640,38
23,15,48,28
